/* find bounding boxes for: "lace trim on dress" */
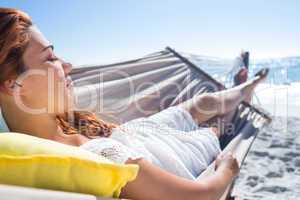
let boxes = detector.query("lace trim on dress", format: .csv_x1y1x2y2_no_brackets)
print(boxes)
80,138,143,164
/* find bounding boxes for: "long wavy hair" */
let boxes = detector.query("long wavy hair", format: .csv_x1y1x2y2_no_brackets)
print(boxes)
0,8,116,138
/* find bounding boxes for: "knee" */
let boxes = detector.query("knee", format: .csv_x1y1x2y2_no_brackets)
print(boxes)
180,93,219,120
179,93,220,124
197,93,220,112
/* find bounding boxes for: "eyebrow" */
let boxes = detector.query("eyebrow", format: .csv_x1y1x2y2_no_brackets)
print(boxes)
41,45,54,52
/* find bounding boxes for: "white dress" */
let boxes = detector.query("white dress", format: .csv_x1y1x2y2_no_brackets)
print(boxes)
80,106,221,180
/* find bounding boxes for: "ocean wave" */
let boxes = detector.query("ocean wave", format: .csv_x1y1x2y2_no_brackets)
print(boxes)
253,82,300,118
185,53,300,86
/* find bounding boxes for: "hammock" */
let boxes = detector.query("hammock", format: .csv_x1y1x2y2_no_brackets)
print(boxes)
71,46,271,199
0,47,271,200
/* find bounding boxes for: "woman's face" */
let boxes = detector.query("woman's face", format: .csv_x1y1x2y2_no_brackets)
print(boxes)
14,26,74,115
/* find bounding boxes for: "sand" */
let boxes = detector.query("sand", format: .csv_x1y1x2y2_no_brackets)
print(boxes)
235,116,300,199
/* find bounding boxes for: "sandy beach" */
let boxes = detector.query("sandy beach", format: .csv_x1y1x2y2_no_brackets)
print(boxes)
232,83,300,199
235,116,300,199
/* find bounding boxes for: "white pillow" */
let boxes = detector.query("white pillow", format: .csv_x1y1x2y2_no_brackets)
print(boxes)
0,109,9,132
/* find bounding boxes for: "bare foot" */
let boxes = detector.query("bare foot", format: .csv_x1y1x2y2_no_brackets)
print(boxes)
213,68,269,114
240,68,269,103
207,68,269,138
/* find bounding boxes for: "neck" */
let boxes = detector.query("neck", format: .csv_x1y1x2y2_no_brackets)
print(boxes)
1,96,90,146
1,98,57,138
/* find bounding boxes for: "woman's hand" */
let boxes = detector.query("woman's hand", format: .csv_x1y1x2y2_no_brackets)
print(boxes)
215,152,239,178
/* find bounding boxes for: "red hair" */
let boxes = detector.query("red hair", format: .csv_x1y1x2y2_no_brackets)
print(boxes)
56,111,117,138
0,8,116,137
0,8,32,84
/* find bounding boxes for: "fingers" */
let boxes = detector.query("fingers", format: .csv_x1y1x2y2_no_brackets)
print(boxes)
215,151,239,171
224,152,234,160
217,151,233,159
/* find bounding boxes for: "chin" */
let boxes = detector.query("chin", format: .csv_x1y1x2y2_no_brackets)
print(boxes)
64,88,75,112
53,88,75,115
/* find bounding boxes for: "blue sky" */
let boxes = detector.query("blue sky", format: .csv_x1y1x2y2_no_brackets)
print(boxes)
1,0,300,65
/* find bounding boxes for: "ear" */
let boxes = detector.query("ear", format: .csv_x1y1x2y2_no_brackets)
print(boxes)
0,79,21,95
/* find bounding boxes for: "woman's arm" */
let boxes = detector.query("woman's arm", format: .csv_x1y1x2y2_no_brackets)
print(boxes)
52,131,90,146
121,153,239,200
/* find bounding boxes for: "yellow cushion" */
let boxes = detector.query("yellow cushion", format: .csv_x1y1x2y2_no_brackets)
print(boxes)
0,133,139,198
0,132,110,163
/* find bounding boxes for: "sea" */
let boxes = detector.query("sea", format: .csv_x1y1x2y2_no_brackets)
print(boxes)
185,53,300,200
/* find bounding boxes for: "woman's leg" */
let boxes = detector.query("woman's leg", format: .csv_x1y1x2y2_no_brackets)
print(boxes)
179,74,266,130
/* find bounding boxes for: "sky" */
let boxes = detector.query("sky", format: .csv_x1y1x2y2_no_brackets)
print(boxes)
1,0,300,65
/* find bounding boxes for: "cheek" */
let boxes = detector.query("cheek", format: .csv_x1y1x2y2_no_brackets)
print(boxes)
22,74,49,94
17,64,67,98
18,69,54,95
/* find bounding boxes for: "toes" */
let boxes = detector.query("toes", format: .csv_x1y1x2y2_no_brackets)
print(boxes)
254,68,269,80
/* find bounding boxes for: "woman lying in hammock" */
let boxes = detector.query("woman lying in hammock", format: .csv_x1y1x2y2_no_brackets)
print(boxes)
0,8,268,200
